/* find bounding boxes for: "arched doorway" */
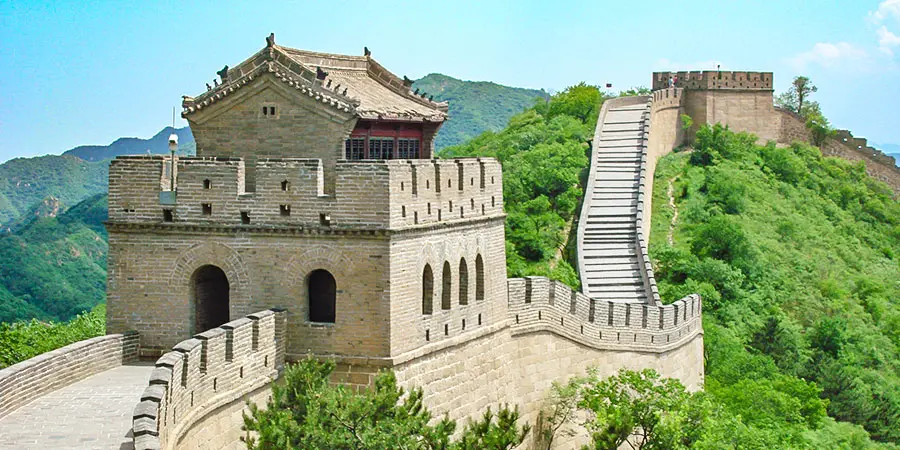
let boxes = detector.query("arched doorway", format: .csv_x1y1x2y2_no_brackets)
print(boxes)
192,265,230,333
308,269,336,323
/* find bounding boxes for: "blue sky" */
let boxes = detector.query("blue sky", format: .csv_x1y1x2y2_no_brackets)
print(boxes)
1,0,898,163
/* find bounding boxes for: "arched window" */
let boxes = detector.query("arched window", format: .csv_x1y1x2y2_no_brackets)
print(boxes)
442,262,452,310
459,258,469,305
422,264,433,315
475,254,485,302
308,269,336,323
191,265,229,334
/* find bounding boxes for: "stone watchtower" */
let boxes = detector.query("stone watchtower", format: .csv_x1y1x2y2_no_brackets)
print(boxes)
652,70,776,142
105,35,508,377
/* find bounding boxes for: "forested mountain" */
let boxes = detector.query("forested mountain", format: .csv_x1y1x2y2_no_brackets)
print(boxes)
650,126,900,446
413,73,550,149
63,126,195,161
0,194,108,323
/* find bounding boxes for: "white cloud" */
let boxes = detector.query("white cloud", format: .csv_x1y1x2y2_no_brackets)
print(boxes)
653,58,726,72
877,26,900,55
787,42,869,70
869,0,900,23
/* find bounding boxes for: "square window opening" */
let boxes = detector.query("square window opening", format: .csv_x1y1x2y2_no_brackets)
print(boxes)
163,209,173,222
280,204,291,216
202,203,212,216
241,211,250,224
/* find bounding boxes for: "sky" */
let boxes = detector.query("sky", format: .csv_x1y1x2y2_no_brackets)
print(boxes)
1,0,899,163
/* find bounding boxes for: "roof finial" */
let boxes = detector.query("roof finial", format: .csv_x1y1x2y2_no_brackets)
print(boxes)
213,79,219,87
206,83,212,91
326,79,332,88
402,76,413,87
316,67,328,81
266,33,275,48
217,65,229,84
342,87,348,96
428,95,433,101
414,88,419,95
363,46,371,57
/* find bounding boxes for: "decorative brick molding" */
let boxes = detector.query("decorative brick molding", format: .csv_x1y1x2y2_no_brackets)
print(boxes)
508,277,701,353
131,309,286,450
0,332,139,419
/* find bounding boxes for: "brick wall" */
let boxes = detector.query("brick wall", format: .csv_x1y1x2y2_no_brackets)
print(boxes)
393,277,704,450
652,71,773,91
0,332,139,419
132,309,286,450
187,72,357,192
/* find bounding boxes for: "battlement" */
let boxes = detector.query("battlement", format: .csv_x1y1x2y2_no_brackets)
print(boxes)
652,71,773,91
132,309,286,450
108,155,504,230
651,87,684,111
508,277,701,352
833,130,899,167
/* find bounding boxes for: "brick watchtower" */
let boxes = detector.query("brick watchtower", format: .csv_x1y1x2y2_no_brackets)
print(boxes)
106,35,508,379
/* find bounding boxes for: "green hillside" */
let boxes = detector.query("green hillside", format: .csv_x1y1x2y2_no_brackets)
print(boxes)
0,194,109,323
413,73,549,149
649,125,900,445
0,155,109,229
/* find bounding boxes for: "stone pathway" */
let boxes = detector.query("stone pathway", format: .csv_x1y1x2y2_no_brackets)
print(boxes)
579,102,651,301
0,363,154,450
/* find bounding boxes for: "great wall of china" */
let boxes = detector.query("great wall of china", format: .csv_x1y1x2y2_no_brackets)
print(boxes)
1,39,899,450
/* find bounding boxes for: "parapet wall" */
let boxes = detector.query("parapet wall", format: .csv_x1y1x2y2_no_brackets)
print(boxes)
108,156,504,230
132,309,286,450
652,71,773,91
508,277,701,352
0,332,139,419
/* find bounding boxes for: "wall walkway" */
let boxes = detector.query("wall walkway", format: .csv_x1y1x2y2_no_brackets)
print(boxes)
0,332,144,449
577,96,661,304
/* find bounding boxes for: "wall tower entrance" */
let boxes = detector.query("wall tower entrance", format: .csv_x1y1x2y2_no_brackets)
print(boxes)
191,265,230,333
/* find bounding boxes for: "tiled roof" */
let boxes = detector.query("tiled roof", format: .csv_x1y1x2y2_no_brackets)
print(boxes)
183,39,447,123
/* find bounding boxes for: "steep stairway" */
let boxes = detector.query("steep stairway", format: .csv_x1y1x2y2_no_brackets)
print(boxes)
577,98,654,303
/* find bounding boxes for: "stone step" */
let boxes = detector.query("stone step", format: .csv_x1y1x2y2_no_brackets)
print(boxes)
583,262,641,272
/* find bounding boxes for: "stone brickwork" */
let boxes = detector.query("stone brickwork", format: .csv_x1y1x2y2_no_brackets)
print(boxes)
0,332,138,419
186,72,356,192
392,277,704,450
106,155,506,358
652,71,773,91
132,309,286,450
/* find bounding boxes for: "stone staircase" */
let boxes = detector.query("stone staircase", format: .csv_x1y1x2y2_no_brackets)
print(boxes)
578,99,654,302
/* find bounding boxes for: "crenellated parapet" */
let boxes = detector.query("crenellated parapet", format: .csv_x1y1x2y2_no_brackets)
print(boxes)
833,130,899,168
107,155,504,231
652,71,773,91
132,309,286,450
651,87,684,112
508,277,701,353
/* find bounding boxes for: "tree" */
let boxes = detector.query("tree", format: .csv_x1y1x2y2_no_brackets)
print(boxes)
775,76,818,117
574,368,690,450
242,356,530,449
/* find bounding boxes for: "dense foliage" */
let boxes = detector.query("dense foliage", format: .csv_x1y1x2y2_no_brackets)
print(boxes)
413,73,549,150
442,83,606,287
242,357,529,449
0,194,109,323
649,124,900,446
0,304,105,369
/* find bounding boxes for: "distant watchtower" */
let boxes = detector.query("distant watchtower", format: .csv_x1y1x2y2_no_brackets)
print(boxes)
651,70,777,142
105,35,508,371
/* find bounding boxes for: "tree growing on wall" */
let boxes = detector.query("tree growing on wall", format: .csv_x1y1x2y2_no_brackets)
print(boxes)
242,356,530,449
775,76,818,117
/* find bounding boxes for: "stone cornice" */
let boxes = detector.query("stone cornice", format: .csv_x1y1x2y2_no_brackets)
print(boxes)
104,214,506,237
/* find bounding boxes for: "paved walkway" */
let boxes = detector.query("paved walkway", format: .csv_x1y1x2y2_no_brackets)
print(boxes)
579,101,652,302
0,363,154,450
